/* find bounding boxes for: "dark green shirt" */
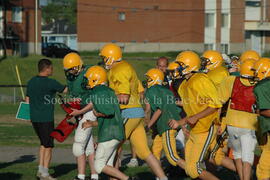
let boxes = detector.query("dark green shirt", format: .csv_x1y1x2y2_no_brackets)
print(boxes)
254,78,270,135
230,71,240,77
67,65,91,105
26,76,65,122
90,85,125,143
145,85,181,135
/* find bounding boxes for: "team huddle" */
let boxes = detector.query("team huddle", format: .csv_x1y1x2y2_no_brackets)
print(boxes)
27,43,270,180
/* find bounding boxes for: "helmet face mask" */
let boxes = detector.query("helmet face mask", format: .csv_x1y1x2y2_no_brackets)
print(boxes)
65,66,82,81
200,57,212,72
81,76,90,89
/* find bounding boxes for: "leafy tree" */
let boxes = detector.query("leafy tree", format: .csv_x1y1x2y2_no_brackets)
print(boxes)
42,0,76,25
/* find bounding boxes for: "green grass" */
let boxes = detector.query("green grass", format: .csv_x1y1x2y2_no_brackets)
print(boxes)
0,161,160,180
0,55,157,98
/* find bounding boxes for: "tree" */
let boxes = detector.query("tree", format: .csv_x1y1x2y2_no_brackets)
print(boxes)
42,0,76,25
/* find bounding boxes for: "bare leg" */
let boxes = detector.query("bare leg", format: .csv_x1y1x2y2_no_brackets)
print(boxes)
145,154,166,179
243,162,252,180
110,146,122,180
199,170,220,180
220,156,236,172
77,154,86,175
39,145,45,166
176,159,185,169
43,147,52,169
88,153,97,176
102,165,129,180
235,159,243,180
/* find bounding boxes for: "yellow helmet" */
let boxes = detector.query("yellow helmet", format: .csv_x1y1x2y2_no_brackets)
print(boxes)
63,52,83,71
239,59,256,79
175,51,201,75
240,50,260,63
201,50,223,71
145,68,164,88
167,62,180,79
84,66,107,89
99,43,122,69
253,58,270,81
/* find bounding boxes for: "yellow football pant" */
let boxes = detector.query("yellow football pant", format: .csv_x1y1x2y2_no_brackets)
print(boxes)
185,124,216,179
209,125,226,165
152,130,180,166
124,118,151,160
256,135,270,180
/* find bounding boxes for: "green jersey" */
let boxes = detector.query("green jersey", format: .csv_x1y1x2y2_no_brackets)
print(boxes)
66,65,91,105
230,71,240,77
145,85,181,135
26,76,65,122
254,78,270,135
90,85,125,143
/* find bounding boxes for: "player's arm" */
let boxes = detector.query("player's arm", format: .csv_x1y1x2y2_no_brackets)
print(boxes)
82,120,98,130
260,109,270,117
147,109,162,128
69,102,93,116
62,87,68,93
187,107,219,125
117,94,130,105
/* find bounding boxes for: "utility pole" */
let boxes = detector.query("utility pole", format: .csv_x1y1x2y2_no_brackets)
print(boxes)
35,0,38,54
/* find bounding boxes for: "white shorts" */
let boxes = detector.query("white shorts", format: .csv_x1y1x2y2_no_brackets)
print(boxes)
94,139,120,174
175,129,185,150
73,111,97,156
227,126,257,164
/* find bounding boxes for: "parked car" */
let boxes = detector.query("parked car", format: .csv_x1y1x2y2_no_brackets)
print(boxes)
42,42,79,58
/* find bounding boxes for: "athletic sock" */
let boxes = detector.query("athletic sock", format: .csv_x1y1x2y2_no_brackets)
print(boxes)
38,165,44,173
91,174,99,179
41,167,49,177
78,174,85,180
159,177,168,180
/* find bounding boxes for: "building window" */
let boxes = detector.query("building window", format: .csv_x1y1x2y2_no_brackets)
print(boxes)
221,43,229,54
12,7,22,23
118,12,126,21
245,1,261,7
204,43,214,51
221,13,229,28
205,13,215,28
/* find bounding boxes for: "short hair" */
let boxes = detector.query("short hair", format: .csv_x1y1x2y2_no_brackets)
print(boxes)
156,56,169,66
38,59,52,72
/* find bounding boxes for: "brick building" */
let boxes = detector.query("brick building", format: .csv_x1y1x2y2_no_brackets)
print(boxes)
77,0,270,55
0,0,41,56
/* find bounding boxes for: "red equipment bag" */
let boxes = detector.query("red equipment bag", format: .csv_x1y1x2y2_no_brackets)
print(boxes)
50,95,82,142
50,115,78,142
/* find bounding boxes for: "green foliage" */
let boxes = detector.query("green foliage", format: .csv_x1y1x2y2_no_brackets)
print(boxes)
42,0,77,25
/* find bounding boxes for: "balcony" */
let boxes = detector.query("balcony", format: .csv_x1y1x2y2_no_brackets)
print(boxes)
245,21,270,31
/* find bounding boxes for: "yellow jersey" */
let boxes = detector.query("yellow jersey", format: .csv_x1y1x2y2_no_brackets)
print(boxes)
207,66,229,90
178,73,222,134
218,76,258,130
108,60,142,109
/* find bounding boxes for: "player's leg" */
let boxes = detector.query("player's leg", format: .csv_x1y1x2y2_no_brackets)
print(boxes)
257,135,270,180
227,126,243,179
241,129,257,180
127,118,167,179
162,130,185,169
94,139,129,180
209,129,236,172
126,143,138,167
73,111,96,180
85,135,98,180
151,134,163,162
185,124,219,180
